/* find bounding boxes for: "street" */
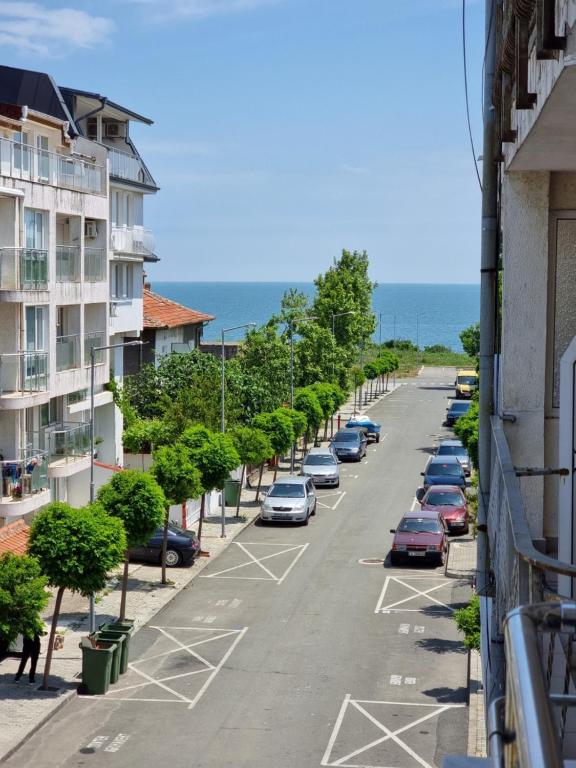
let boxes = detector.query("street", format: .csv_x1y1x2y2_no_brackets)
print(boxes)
6,367,471,768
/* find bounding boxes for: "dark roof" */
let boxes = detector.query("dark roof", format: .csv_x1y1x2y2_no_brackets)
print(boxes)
0,65,78,134
143,289,215,329
60,87,153,125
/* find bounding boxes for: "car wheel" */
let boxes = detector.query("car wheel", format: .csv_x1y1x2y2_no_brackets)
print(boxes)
376,435,380,443
335,480,340,488
390,553,400,566
302,512,310,526
165,548,183,568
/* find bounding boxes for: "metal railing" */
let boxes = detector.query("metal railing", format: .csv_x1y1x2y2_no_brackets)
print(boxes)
56,245,80,282
0,452,49,500
56,334,79,371
110,225,155,258
84,247,106,282
84,331,106,365
107,145,155,186
0,136,105,194
0,351,48,395
28,422,91,463
0,248,48,290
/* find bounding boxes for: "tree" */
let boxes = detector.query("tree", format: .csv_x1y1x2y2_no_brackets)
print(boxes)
28,502,126,689
97,470,166,618
151,444,203,583
122,418,174,455
236,325,291,413
0,553,49,658
252,409,294,483
294,388,324,448
309,382,337,440
459,322,480,360
350,366,365,413
293,323,345,386
363,362,379,400
229,426,273,511
453,398,479,470
280,407,308,471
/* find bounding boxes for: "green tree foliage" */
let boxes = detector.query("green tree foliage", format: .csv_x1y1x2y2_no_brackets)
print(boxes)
278,408,307,441
424,344,452,354
229,426,272,467
236,325,291,413
350,366,365,388
454,594,480,650
28,502,126,688
277,288,311,326
0,553,49,655
383,339,417,351
252,410,294,457
294,388,324,444
459,323,480,360
453,398,479,470
313,249,377,350
97,470,166,617
122,418,174,454
293,323,346,386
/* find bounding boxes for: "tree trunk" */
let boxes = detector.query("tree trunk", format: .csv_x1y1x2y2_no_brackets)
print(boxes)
255,462,264,501
323,419,328,441
330,415,334,439
273,455,279,482
386,373,389,390
161,505,170,585
119,555,129,621
314,427,319,446
197,494,206,549
41,585,65,690
236,464,245,517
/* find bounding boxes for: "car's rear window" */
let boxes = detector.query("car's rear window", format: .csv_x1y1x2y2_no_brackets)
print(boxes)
334,432,358,442
304,455,336,466
425,492,464,506
437,445,467,458
398,519,442,533
269,483,305,498
451,403,471,412
428,462,464,476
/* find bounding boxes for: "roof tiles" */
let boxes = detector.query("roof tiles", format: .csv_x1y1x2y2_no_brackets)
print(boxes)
0,520,30,556
143,289,215,330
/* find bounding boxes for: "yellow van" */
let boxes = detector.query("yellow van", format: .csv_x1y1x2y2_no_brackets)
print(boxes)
455,369,478,399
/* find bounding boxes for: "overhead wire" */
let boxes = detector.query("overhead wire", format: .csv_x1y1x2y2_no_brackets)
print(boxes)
462,0,483,191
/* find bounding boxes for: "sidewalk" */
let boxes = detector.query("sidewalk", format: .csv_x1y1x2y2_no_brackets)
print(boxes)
0,382,399,762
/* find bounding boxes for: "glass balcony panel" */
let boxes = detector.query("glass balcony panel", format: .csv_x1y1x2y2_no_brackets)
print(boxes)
56,245,80,282
84,247,106,282
107,146,155,186
110,226,155,258
0,248,49,290
84,331,106,366
0,351,48,395
28,423,91,463
1,452,49,500
56,335,79,371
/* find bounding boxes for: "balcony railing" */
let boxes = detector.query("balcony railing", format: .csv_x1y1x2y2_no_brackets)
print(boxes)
1,452,49,501
84,331,106,366
84,247,106,282
0,136,106,194
56,245,80,282
56,334,79,371
28,422,91,463
0,248,48,290
110,226,155,258
0,351,48,395
107,145,156,187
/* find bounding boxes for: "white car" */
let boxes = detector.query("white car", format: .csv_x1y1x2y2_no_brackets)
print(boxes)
301,447,340,487
260,476,317,525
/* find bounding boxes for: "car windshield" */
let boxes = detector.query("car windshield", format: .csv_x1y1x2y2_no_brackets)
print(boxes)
304,455,336,466
428,463,463,476
269,484,305,498
334,432,358,442
437,445,467,458
457,376,477,385
398,519,442,533
425,492,463,506
450,403,470,412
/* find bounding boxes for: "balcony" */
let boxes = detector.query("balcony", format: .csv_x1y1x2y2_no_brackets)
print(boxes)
56,245,80,282
56,334,79,372
107,145,156,188
0,248,48,290
0,136,105,194
0,351,48,396
84,247,106,282
84,331,106,366
110,226,155,259
28,422,92,478
0,451,49,514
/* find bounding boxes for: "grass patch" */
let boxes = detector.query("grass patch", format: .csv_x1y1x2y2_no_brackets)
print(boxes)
392,349,476,377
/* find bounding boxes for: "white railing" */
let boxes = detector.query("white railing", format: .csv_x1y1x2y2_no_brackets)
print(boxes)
107,146,155,186
110,226,155,257
56,245,80,282
0,351,48,395
84,247,106,282
0,248,48,290
56,334,79,371
0,136,105,194
84,331,106,366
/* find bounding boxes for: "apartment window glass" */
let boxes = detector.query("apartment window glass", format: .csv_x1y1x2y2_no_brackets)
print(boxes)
111,263,133,299
25,210,45,249
12,131,30,172
37,135,49,180
25,306,45,351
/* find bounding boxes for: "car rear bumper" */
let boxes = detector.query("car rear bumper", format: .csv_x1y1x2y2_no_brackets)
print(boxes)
392,551,442,564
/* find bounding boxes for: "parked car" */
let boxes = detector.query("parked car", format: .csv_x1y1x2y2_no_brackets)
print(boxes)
389,509,448,565
420,484,469,534
128,522,200,568
455,369,478,399
346,417,382,443
445,400,471,427
421,455,466,490
260,476,317,525
331,429,368,461
301,447,340,487
436,438,471,476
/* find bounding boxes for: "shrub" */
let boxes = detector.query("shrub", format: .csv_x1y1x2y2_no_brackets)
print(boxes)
454,595,480,650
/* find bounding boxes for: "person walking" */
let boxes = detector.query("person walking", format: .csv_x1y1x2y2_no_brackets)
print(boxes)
14,632,41,684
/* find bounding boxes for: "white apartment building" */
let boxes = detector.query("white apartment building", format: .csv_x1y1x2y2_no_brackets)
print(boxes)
0,67,157,525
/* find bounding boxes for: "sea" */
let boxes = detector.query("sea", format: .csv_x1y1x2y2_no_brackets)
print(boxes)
152,282,480,353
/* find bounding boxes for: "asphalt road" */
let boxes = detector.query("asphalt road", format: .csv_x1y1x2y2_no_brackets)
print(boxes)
8,366,471,768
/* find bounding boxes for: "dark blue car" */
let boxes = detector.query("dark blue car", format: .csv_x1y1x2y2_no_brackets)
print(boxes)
128,522,200,568
346,417,382,443
421,456,466,490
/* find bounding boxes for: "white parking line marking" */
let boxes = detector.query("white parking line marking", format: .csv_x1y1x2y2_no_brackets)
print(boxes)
410,495,419,511
200,542,309,584
398,624,410,634
375,576,456,614
331,491,346,511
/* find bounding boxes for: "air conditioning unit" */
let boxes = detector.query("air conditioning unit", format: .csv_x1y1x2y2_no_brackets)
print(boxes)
84,220,98,239
105,122,126,138
86,119,98,139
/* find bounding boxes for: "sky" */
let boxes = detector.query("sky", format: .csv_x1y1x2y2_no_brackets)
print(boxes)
0,0,485,283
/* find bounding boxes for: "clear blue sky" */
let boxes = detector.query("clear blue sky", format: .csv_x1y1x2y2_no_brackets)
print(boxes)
1,0,484,283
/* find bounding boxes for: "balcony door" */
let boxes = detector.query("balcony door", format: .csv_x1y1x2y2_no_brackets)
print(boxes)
24,306,47,391
25,306,45,352
36,136,49,181
559,336,576,597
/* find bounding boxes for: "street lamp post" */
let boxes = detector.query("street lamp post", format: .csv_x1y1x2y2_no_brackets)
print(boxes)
89,339,144,633
288,316,316,473
220,323,255,538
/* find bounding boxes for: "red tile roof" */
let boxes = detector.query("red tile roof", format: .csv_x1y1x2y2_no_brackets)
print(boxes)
143,289,215,330
0,519,30,556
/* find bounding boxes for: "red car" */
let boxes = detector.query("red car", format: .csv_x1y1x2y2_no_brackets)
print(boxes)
420,485,468,535
389,509,448,566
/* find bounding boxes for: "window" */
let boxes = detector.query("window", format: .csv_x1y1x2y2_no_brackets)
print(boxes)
25,306,46,351
25,210,45,249
36,135,49,180
13,131,30,173
111,263,133,299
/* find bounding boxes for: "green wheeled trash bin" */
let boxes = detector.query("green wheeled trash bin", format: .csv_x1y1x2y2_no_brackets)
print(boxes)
224,479,241,507
99,620,134,673
97,631,127,677
79,637,114,695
